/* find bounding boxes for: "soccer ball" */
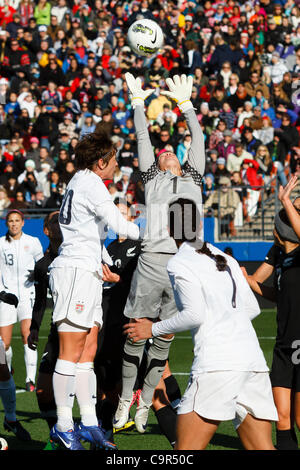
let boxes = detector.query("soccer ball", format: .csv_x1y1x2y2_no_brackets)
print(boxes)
0,438,8,450
127,19,164,57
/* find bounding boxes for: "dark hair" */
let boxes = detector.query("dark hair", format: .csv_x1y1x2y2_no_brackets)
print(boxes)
5,209,24,242
168,198,227,271
43,210,59,230
196,242,228,272
75,130,115,171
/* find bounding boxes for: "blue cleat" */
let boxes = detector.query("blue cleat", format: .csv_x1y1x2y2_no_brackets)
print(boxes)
76,422,117,450
50,424,85,450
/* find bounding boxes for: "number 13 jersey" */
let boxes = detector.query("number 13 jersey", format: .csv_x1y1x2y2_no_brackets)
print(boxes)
0,233,43,296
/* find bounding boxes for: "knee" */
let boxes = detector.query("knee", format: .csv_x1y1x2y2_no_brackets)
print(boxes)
277,408,292,429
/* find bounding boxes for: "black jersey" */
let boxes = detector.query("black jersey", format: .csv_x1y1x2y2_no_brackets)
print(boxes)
265,243,300,348
30,246,57,332
103,238,141,312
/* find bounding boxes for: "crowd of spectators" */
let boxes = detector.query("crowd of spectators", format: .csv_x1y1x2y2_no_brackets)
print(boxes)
0,0,299,237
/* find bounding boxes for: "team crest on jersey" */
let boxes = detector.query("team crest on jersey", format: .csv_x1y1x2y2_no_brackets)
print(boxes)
24,245,30,251
75,302,85,313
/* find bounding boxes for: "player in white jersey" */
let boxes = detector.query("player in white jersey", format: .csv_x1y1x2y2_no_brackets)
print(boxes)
124,198,278,450
48,130,139,450
0,209,43,391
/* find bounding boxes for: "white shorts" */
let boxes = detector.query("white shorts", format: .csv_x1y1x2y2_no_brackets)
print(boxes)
49,267,103,329
0,290,35,327
178,370,278,428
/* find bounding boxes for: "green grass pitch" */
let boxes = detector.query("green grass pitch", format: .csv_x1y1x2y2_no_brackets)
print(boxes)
0,308,297,451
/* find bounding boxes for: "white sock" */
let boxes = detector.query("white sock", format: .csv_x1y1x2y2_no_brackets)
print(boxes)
0,375,16,422
5,347,13,372
75,362,98,427
24,344,37,383
53,359,76,432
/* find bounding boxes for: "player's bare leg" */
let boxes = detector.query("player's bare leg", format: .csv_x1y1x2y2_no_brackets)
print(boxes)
236,414,276,450
175,412,219,450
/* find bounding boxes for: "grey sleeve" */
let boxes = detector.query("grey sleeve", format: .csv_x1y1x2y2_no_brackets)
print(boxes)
134,106,156,174
182,108,205,185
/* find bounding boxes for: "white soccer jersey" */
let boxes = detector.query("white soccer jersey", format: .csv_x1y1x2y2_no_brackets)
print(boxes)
152,242,269,375
0,233,43,297
50,169,139,274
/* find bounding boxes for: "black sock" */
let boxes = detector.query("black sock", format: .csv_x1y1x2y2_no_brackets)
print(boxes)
164,375,181,407
276,428,298,450
155,405,177,448
96,398,117,431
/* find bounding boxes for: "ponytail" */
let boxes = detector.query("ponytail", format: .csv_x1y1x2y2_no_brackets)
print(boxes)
5,231,11,243
196,242,228,271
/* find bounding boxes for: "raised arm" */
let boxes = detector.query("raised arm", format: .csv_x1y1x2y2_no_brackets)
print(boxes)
125,72,155,173
161,74,205,177
278,175,300,239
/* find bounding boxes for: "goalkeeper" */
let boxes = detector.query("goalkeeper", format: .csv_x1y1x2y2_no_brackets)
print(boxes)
114,73,205,434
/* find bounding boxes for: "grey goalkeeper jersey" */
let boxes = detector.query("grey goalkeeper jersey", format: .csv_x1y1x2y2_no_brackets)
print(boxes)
134,106,205,254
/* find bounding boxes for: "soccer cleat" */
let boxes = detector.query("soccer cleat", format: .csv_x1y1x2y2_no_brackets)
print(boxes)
135,396,151,434
113,418,135,434
113,395,133,429
4,418,31,441
25,380,35,392
50,424,85,450
76,422,117,450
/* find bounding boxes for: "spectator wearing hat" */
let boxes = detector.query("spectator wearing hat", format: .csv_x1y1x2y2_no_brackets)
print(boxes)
268,51,289,85
79,113,96,138
17,158,38,185
217,130,236,160
237,101,254,128
214,156,232,186
26,136,40,163
58,112,77,140
5,12,22,38
116,166,135,198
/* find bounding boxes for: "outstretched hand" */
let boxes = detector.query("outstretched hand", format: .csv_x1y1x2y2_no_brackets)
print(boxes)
161,74,194,112
125,72,155,106
123,318,153,342
278,174,299,204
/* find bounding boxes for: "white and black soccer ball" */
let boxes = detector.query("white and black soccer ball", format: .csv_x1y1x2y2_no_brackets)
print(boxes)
127,19,164,57
0,438,8,450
